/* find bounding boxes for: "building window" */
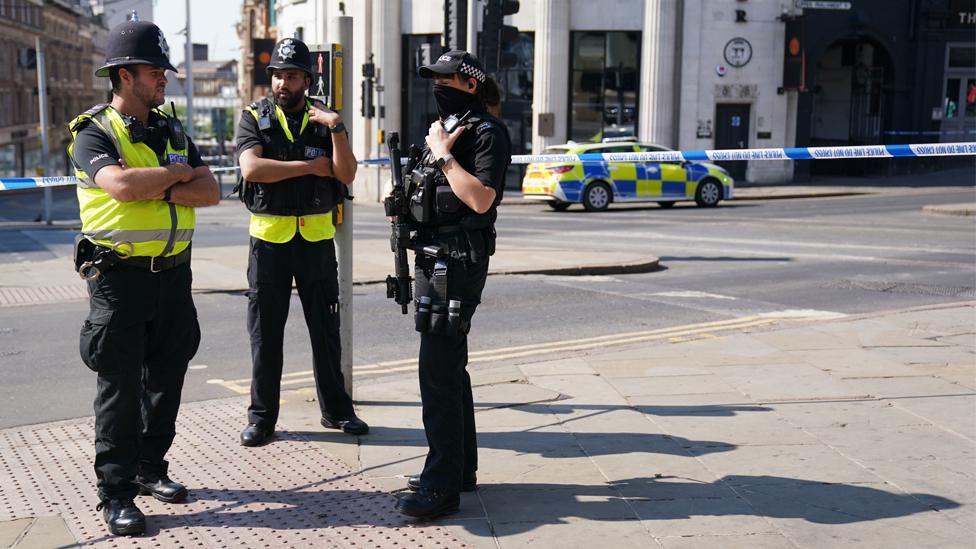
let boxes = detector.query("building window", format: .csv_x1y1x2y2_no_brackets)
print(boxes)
494,32,533,187
401,34,441,149
569,31,641,142
942,44,976,123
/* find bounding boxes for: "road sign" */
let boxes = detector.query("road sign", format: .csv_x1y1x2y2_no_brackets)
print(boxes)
795,0,852,9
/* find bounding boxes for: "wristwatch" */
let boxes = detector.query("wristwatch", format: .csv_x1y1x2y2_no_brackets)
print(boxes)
435,153,454,170
329,121,346,134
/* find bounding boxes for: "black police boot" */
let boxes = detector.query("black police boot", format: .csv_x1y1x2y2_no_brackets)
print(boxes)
240,423,274,447
396,487,460,520
97,498,146,536
321,414,369,435
135,475,188,503
407,473,477,492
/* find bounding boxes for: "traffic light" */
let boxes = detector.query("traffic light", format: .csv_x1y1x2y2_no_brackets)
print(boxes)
782,17,804,91
443,0,468,51
252,38,274,86
479,0,519,73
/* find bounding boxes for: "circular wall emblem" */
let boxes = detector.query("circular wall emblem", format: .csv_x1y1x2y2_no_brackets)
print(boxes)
723,37,753,68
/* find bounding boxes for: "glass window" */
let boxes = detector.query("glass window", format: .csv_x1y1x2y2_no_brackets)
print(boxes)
945,78,960,119
599,145,637,153
0,144,15,178
967,79,976,118
948,46,976,68
569,31,641,143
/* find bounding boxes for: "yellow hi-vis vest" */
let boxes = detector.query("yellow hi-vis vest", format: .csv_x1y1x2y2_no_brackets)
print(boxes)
243,99,335,244
68,104,194,258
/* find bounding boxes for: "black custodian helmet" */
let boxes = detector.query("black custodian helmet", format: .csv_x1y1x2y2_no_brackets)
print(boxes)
267,37,312,75
95,20,177,77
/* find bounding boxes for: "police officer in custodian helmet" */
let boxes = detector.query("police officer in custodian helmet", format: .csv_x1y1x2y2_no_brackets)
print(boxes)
68,19,219,536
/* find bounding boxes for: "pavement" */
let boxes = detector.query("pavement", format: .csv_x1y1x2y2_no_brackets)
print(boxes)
0,180,974,547
1,301,973,548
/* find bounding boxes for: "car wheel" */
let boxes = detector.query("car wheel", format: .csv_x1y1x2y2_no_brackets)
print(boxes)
548,202,571,212
695,179,722,207
582,181,611,212
657,201,675,209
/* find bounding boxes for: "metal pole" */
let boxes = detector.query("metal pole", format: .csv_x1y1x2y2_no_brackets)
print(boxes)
36,37,51,225
331,15,355,397
184,0,194,135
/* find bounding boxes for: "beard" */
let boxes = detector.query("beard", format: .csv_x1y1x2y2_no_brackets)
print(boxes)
133,79,164,109
274,88,306,111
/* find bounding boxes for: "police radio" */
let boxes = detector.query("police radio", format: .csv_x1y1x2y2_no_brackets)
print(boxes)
168,102,187,150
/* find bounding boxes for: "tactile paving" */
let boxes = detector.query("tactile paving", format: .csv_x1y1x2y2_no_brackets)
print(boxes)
0,399,469,548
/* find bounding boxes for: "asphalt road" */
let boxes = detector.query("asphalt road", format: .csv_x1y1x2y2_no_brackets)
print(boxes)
0,186,974,428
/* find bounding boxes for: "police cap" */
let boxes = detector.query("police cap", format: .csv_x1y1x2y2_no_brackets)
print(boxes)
95,20,177,77
267,38,312,76
419,50,486,83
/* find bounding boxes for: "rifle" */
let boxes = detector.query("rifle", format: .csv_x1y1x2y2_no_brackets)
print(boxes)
384,132,413,314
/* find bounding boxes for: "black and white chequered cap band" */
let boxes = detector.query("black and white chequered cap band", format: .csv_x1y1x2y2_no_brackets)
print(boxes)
458,61,486,83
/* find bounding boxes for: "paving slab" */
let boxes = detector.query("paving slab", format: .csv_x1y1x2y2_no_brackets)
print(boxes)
633,496,780,538
0,518,30,547
606,374,741,397
490,517,654,549
657,533,796,549
9,516,76,549
687,445,882,486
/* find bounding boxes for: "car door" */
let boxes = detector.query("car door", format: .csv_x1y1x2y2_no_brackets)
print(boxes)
601,144,640,201
636,144,677,200
650,146,690,199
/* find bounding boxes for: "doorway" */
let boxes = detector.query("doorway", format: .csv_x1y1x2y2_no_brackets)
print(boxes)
715,103,750,181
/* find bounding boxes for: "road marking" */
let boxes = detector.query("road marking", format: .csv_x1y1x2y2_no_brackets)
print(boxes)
207,310,844,395
650,291,738,300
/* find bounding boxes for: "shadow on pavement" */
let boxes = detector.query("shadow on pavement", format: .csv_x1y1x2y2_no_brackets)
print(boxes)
464,475,960,536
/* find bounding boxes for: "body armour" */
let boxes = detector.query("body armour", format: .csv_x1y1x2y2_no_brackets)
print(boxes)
407,110,505,230
237,97,344,216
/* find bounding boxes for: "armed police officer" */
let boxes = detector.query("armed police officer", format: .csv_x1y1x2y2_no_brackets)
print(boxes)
69,20,219,536
236,37,368,447
392,51,511,520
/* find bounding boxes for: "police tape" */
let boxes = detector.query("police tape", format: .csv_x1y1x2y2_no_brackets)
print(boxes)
510,142,976,164
3,142,975,191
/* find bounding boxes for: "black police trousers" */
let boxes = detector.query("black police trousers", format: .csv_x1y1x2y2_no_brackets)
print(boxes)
246,235,354,428
80,262,200,501
415,252,489,493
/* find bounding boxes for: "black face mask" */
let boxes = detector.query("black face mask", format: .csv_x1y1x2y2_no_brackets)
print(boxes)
433,84,478,119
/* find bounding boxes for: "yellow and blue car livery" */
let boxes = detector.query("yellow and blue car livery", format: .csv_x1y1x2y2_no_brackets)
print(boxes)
521,142,735,211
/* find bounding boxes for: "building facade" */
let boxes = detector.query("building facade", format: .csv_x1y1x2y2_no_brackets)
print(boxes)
263,0,974,193
0,1,107,178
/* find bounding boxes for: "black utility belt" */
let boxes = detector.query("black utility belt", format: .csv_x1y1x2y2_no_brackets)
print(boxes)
75,237,191,280
116,249,191,272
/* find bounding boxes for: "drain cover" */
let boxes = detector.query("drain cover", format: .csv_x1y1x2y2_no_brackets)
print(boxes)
823,279,976,298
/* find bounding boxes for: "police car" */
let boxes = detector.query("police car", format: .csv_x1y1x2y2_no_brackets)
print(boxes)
521,140,734,211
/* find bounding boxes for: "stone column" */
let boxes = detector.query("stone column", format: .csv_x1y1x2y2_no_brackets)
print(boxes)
532,0,570,152
638,0,680,148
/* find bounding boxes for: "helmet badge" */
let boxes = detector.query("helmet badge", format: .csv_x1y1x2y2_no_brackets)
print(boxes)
157,30,170,58
277,39,296,60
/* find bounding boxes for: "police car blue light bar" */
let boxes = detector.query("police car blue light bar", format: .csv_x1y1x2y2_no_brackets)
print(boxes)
2,142,975,191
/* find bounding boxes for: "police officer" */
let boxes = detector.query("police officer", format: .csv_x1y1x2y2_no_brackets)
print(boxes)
395,51,511,520
68,20,219,536
236,37,368,447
